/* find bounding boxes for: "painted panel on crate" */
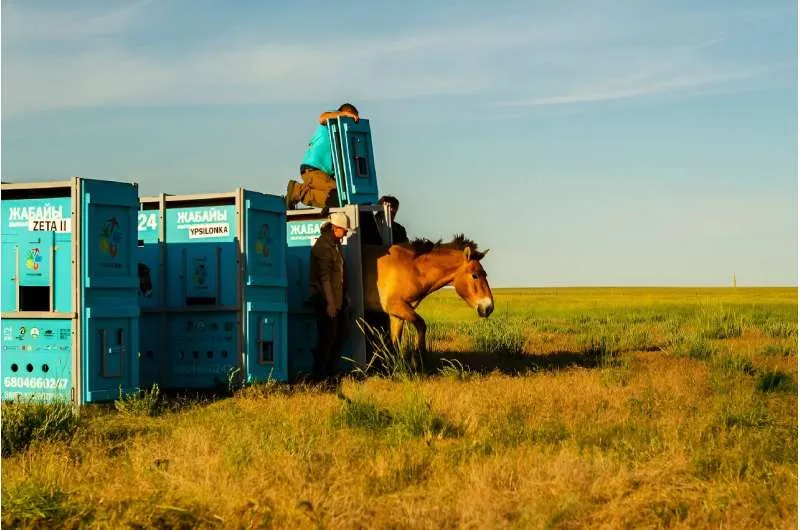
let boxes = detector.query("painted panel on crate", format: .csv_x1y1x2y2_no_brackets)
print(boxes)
244,194,286,287
16,232,54,288
184,247,219,299
3,198,71,231
286,219,323,247
165,204,237,308
2,197,73,313
163,314,239,389
87,206,134,279
1,319,72,401
165,205,235,243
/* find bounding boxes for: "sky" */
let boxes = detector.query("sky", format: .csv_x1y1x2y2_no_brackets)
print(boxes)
1,0,797,287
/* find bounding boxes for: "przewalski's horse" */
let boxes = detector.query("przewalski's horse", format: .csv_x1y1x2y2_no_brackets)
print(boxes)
363,235,494,353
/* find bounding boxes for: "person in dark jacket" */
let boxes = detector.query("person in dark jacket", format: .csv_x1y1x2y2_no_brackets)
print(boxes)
309,212,355,382
375,195,408,244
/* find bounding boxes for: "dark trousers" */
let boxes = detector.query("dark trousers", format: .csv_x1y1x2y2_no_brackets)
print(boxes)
311,295,348,380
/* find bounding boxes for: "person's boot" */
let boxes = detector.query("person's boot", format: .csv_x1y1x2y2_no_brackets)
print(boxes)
284,181,299,210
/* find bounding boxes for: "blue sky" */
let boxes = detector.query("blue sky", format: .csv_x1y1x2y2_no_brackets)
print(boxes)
2,0,797,287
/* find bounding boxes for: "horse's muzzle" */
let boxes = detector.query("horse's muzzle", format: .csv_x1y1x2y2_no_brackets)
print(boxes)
477,299,494,318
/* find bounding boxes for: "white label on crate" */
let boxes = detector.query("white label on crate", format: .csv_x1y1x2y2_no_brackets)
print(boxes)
289,222,321,237
177,209,228,224
3,377,69,390
7,204,65,228
28,218,72,232
187,223,230,239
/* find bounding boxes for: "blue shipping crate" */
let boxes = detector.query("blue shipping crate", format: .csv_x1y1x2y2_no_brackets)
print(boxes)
139,189,288,389
285,205,391,379
1,178,140,404
327,117,380,206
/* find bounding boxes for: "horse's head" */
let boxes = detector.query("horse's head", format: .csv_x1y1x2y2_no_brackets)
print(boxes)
138,262,153,298
452,247,494,318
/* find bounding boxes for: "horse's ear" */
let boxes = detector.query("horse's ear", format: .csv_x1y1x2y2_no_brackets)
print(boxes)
463,247,471,261
471,249,489,261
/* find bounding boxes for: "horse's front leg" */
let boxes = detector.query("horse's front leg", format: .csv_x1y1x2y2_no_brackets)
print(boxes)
410,316,427,355
386,302,427,367
389,315,405,351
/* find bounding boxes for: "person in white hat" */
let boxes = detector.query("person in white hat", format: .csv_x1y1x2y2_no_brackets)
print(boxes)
308,212,356,383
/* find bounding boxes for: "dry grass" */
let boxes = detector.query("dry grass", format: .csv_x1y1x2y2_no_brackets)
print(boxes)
1,287,796,529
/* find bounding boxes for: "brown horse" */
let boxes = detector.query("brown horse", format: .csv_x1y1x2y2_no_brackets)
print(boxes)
363,235,494,353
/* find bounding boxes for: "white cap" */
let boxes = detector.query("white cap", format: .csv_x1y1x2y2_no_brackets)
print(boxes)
329,212,356,233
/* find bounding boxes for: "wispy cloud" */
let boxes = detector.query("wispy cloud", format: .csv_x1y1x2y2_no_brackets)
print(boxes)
494,68,764,107
2,0,153,43
1,1,791,116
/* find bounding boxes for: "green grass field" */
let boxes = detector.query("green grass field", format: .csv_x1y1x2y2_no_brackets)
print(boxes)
2,287,797,529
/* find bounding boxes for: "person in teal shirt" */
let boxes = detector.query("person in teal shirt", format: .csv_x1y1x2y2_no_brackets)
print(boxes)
285,103,359,209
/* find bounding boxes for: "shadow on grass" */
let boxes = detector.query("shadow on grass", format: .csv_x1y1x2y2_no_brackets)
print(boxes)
422,349,607,376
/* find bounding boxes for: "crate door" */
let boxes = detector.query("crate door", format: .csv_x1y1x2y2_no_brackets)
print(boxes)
244,193,286,290
247,311,287,382
81,179,140,403
85,319,137,401
328,117,379,205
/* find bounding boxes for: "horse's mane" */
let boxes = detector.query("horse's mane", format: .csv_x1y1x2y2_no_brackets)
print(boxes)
400,234,479,257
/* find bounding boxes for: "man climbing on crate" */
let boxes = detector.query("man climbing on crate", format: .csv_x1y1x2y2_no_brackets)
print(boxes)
284,103,360,210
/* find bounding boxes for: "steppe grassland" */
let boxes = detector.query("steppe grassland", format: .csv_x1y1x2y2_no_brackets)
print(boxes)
2,287,796,529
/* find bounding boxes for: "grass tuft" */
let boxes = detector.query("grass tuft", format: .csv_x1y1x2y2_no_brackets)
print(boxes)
1,482,82,528
438,358,474,381
114,384,163,417
667,332,715,360
333,390,393,431
712,354,756,376
470,318,527,355
333,387,462,440
697,306,744,339
756,370,796,393
1,398,78,457
761,343,797,357
758,319,797,338
352,319,419,380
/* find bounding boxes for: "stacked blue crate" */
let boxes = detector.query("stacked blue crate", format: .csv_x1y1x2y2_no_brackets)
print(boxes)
139,189,288,390
1,177,140,404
